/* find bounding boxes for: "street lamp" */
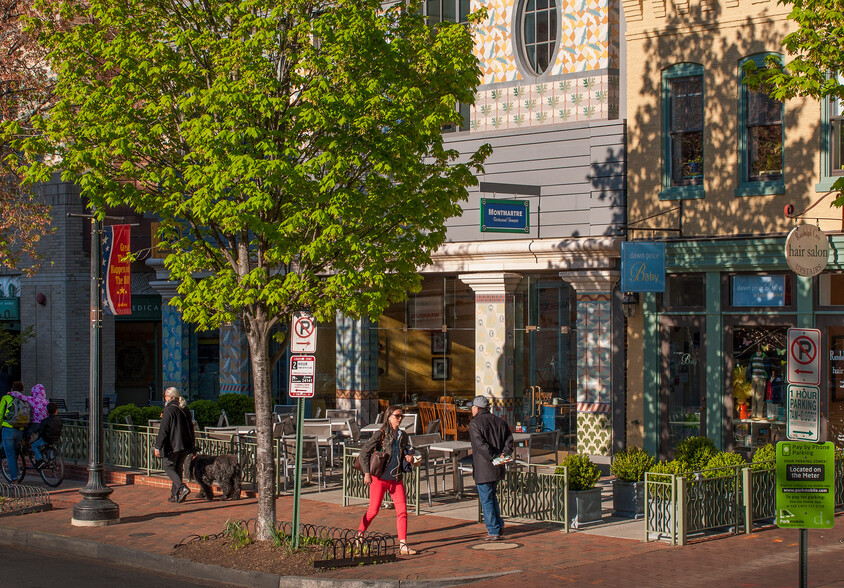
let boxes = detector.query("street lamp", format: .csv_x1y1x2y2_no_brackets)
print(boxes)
622,292,640,319
70,210,120,526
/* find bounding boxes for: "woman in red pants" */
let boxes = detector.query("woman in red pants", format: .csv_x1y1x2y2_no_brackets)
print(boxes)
357,404,417,555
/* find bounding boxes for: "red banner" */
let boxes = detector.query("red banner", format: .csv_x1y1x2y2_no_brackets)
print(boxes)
103,224,131,315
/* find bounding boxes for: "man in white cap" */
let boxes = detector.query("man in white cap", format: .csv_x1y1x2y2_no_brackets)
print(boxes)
468,395,513,541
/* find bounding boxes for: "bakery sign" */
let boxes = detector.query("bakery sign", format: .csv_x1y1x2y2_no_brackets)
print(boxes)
785,224,829,277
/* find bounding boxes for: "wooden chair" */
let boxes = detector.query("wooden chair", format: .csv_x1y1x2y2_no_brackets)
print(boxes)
437,396,454,404
417,401,437,434
436,403,458,441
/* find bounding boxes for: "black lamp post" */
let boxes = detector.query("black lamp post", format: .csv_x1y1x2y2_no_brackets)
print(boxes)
71,211,120,526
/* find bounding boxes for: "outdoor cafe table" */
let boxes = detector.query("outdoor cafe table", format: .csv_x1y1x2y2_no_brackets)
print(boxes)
426,440,473,500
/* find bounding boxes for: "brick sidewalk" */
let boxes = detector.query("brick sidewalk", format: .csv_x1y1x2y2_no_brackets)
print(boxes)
2,470,844,586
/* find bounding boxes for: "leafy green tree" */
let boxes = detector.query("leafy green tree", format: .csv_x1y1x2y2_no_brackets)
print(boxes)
19,0,490,539
0,0,56,272
742,0,844,200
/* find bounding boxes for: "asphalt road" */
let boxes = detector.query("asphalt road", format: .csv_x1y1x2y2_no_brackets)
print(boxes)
0,544,235,588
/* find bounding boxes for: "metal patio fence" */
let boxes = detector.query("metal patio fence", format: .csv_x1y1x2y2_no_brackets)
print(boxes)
645,455,844,546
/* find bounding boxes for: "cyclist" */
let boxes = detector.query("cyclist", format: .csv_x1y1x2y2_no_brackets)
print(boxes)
0,383,29,483
31,402,62,469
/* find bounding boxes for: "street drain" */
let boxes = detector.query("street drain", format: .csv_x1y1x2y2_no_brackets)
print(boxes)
470,542,520,551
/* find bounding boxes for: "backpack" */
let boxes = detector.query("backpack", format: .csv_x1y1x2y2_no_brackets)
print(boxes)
3,394,31,428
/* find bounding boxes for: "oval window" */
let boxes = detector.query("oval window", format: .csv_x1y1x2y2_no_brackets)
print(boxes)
520,0,558,76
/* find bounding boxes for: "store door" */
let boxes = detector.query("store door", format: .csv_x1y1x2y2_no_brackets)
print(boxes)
660,317,705,458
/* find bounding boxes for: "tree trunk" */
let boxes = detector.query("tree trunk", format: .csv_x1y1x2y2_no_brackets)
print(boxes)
245,317,277,541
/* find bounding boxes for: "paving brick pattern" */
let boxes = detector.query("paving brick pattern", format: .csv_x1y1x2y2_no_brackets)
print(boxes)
3,469,844,586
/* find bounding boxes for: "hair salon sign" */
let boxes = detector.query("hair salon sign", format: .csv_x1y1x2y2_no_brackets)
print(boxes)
785,225,829,277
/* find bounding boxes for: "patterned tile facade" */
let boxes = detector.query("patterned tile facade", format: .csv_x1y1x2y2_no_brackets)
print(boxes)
336,314,380,423
575,292,612,413
474,295,517,424
469,0,620,131
577,412,611,454
219,323,251,394
471,75,620,131
161,303,190,393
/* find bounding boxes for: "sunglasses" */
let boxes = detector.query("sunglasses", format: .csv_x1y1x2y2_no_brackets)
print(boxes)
390,413,403,419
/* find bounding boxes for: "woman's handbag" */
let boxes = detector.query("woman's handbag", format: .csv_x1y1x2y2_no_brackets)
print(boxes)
353,431,387,476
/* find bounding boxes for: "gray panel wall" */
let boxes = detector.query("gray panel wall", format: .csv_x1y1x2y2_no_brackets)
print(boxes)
443,119,626,242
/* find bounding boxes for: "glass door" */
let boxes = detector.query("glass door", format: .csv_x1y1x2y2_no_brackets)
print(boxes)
661,318,705,457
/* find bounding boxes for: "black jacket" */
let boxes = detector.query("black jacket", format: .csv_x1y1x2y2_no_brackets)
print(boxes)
469,409,514,484
38,414,63,445
154,401,195,456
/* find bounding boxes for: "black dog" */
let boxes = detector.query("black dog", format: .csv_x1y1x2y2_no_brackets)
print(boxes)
187,454,242,501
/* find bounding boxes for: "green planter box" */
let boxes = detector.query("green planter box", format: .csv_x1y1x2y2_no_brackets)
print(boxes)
612,480,644,519
568,487,603,529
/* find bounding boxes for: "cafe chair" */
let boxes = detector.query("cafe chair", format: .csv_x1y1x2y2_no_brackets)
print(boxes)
515,430,560,473
281,435,326,491
437,403,459,441
398,413,418,435
417,401,437,433
216,410,230,428
244,412,257,426
343,418,360,443
426,419,441,435
326,408,359,422
273,404,297,417
410,432,448,505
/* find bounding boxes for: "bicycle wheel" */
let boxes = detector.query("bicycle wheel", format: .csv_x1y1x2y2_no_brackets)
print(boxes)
1,448,26,483
38,446,64,487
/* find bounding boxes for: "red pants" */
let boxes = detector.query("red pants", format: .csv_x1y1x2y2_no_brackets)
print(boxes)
358,476,407,541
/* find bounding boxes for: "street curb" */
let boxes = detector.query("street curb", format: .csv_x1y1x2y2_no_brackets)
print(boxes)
0,525,520,587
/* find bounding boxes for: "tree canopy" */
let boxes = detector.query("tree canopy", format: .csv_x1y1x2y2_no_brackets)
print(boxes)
742,0,844,199
0,0,56,272
18,0,490,538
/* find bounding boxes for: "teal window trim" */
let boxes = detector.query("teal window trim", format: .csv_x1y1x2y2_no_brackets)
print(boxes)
736,53,785,197
660,63,705,201
816,79,844,192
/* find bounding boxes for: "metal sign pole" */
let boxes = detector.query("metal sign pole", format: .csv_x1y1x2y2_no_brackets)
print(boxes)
292,397,305,549
799,528,807,588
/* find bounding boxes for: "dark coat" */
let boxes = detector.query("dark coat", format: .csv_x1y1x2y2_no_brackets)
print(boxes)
359,426,411,479
154,401,195,456
37,414,63,445
469,409,514,484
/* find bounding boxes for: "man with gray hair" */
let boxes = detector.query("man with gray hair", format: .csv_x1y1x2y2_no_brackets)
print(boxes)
468,395,513,541
154,387,196,503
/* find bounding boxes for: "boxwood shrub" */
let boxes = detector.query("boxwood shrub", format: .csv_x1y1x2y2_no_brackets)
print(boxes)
610,447,656,483
556,453,601,491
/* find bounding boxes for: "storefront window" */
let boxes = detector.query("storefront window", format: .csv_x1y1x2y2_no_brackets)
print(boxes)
730,325,787,453
663,274,705,308
377,277,475,405
665,323,704,452
514,276,577,450
828,326,844,448
818,273,844,306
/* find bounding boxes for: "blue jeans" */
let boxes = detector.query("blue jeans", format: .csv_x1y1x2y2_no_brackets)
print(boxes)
2,427,24,481
477,481,504,537
31,437,46,462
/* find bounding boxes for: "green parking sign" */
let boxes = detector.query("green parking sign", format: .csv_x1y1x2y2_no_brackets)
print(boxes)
776,441,835,529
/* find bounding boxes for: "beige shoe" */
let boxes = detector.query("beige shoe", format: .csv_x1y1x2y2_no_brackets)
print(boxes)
399,543,417,555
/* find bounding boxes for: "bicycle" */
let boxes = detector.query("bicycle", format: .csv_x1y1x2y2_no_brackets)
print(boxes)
0,433,64,487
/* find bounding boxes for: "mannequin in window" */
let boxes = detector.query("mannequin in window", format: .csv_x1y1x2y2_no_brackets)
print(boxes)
747,348,769,420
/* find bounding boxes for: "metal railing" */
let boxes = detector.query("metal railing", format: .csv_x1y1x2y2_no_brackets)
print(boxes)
341,445,421,515
494,466,569,531
61,422,313,494
645,455,844,546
